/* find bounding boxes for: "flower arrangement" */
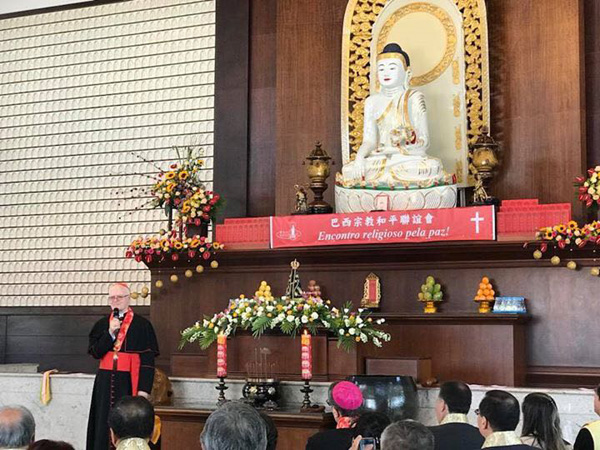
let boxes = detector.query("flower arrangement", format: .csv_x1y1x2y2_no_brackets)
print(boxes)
575,166,600,209
533,220,600,252
179,287,390,352
146,145,223,226
126,229,224,264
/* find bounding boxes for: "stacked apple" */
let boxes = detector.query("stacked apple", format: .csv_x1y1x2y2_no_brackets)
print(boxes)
418,276,443,302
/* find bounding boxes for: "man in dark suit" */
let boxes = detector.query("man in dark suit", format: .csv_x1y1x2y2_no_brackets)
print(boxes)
574,384,600,450
476,390,535,449
428,381,484,450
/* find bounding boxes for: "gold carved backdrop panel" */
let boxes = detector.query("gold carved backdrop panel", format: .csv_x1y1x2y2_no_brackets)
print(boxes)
341,0,489,184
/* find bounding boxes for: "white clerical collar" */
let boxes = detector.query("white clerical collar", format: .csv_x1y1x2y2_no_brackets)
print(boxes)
440,413,470,425
116,437,150,450
482,431,522,448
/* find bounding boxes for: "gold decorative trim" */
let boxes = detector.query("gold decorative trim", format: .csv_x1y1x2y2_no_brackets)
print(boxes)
342,0,490,184
452,59,460,85
455,160,464,184
377,3,457,87
455,125,462,150
453,94,461,117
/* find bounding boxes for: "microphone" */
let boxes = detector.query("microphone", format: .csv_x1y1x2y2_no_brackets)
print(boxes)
113,308,122,333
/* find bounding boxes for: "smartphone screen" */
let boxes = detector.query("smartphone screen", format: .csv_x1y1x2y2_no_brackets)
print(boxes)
359,437,377,450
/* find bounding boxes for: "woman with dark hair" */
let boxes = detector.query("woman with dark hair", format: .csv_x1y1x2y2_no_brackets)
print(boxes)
520,393,572,450
349,412,391,450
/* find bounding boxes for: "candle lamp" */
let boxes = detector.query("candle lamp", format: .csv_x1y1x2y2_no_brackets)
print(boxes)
299,330,324,413
304,142,334,214
216,334,228,405
301,330,312,381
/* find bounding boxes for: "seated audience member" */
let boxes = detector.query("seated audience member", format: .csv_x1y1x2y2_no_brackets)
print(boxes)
477,390,535,449
0,406,35,450
574,384,600,450
200,402,267,450
350,412,391,450
259,412,278,450
380,420,435,450
107,396,155,450
520,393,571,450
429,381,484,450
28,440,74,450
306,381,364,450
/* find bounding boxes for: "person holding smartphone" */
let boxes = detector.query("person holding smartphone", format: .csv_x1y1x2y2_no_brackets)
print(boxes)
349,412,391,450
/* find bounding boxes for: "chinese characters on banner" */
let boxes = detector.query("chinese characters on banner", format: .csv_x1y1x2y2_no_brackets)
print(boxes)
270,206,495,248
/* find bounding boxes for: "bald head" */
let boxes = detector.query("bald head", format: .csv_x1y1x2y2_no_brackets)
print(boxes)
0,406,35,449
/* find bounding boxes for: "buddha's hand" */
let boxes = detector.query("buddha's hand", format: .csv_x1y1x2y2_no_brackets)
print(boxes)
347,156,365,180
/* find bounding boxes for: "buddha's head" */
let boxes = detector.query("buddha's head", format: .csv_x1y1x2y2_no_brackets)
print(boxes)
377,43,410,89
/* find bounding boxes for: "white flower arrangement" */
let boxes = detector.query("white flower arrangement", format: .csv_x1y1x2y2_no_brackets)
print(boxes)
180,294,391,352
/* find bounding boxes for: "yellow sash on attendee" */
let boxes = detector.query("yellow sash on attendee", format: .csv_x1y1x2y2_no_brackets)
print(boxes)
584,420,600,450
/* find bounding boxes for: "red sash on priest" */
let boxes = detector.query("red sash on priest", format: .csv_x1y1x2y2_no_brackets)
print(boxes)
98,308,141,395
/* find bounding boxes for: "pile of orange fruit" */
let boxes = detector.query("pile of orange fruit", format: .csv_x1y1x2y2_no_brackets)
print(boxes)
474,276,495,301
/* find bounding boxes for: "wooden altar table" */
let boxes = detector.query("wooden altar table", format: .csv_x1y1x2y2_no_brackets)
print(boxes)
156,402,335,450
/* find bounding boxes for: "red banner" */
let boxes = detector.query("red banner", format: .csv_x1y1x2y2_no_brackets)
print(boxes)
270,206,495,248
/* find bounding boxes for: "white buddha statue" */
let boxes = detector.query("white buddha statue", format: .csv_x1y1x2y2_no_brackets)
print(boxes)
338,43,455,190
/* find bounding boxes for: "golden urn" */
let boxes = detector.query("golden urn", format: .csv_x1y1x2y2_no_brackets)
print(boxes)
304,142,334,214
471,126,500,205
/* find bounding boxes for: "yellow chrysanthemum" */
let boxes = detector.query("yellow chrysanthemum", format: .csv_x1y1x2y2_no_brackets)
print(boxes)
165,171,176,180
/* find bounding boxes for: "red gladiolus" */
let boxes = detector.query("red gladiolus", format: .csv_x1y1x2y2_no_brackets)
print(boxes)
188,250,196,259
540,243,547,253
203,206,211,212
588,168,595,176
558,241,566,249
209,199,216,205
200,236,206,243
214,195,220,201
125,251,133,258
174,198,181,206
195,219,201,226
203,214,209,220
147,248,154,255
575,176,585,183
587,199,594,207
202,251,211,260
578,240,587,248
145,255,153,263
579,186,588,193
172,253,179,261
135,255,142,262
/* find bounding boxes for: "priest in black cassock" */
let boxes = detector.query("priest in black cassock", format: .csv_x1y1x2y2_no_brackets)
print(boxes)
86,282,159,450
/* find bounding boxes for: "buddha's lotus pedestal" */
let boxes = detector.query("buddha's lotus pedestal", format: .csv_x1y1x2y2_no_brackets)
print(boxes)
335,184,457,213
